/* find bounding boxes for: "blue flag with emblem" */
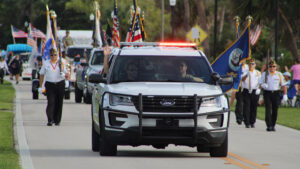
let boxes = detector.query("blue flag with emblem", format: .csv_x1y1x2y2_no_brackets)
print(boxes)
211,23,251,92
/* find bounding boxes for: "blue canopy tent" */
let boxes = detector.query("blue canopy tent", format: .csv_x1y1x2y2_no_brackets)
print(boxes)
6,44,32,54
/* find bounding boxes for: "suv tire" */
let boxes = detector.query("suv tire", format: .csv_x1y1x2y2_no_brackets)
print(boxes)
75,84,83,103
84,92,92,104
99,138,117,156
92,121,100,152
209,133,228,157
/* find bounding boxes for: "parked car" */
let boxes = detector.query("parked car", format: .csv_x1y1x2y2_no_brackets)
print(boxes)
75,48,104,103
89,42,233,157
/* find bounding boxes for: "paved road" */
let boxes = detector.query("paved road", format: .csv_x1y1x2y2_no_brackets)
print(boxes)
12,80,300,169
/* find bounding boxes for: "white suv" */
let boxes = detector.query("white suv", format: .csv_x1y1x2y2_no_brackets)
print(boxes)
89,42,232,157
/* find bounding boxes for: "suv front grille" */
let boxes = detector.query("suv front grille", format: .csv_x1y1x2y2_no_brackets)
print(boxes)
132,96,200,112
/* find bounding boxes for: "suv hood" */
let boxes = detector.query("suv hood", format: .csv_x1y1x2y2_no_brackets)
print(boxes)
107,82,222,96
87,65,103,75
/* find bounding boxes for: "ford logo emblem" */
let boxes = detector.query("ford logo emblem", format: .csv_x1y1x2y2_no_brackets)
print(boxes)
160,99,175,106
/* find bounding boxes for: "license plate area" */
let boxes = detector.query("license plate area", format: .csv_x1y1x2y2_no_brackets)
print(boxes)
156,118,179,128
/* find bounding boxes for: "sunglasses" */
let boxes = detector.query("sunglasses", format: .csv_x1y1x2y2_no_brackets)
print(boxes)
250,63,255,65
269,65,276,68
50,54,57,57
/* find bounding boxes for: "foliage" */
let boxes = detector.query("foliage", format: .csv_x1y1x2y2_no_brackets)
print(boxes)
0,81,20,169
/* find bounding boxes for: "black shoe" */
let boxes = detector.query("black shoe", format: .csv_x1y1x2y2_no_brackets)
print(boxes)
55,123,60,126
47,122,53,126
250,124,255,128
237,120,242,125
16,81,19,84
266,127,272,131
271,127,276,131
245,125,250,128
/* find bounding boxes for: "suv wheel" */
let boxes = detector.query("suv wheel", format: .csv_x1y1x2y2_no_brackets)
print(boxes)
99,138,117,156
84,92,92,104
75,84,83,103
92,121,100,152
209,133,228,157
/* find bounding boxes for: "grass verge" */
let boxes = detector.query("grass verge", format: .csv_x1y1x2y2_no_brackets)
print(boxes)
0,80,21,169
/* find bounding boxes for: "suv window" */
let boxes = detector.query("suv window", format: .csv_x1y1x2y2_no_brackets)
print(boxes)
67,48,92,59
111,55,212,84
91,51,104,65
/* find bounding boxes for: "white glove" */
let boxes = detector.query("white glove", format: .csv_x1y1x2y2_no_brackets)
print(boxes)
38,88,43,93
60,72,65,78
248,89,252,94
261,83,268,90
283,94,288,102
255,89,261,95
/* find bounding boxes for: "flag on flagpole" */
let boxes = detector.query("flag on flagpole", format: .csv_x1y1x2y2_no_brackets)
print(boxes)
42,5,55,60
11,25,28,38
125,14,134,42
250,24,263,46
112,0,120,47
27,34,37,50
94,1,103,48
140,13,147,41
131,13,142,42
29,24,46,39
211,23,251,92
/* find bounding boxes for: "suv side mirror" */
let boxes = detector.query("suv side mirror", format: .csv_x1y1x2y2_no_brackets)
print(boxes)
211,72,221,81
218,75,233,85
80,62,88,67
88,73,107,84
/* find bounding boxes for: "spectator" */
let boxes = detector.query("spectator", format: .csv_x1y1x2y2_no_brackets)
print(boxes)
62,30,74,50
8,54,22,84
285,58,300,97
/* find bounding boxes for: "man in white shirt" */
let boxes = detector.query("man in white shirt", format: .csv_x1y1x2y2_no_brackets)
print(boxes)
260,60,287,132
234,60,249,125
39,48,69,126
241,59,261,128
0,56,9,84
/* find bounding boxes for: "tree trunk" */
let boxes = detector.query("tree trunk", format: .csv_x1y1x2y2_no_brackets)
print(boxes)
279,8,300,61
183,0,190,32
196,0,210,56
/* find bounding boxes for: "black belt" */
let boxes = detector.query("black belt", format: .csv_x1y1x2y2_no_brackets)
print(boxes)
264,90,280,93
46,80,64,85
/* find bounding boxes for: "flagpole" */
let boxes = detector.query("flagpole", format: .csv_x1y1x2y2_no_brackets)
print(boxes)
11,25,16,44
234,16,240,39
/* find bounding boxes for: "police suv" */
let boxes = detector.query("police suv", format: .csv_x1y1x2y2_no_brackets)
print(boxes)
89,42,232,157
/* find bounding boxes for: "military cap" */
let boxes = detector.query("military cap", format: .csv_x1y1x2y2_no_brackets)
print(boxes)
50,48,57,55
268,60,276,66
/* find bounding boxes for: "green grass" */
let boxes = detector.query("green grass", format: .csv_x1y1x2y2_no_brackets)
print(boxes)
0,80,21,169
256,106,300,130
231,100,300,130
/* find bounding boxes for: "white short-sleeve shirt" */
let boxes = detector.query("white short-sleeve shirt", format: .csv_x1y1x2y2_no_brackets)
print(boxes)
260,71,286,91
40,59,68,83
242,69,261,90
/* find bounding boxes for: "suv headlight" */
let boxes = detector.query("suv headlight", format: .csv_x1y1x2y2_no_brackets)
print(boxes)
109,94,134,106
201,97,221,107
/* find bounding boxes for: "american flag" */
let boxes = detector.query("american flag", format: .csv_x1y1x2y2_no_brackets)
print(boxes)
125,15,134,42
112,0,120,47
250,25,263,46
11,25,28,38
27,34,37,50
131,13,142,42
29,23,46,39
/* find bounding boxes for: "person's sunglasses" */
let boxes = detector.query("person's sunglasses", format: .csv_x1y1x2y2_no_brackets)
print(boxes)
50,54,57,57
269,65,276,68
250,63,255,65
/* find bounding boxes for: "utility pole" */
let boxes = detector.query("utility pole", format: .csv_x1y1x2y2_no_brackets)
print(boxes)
161,0,164,41
213,0,218,59
275,0,279,62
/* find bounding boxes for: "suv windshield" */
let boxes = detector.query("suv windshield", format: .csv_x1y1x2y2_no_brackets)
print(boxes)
111,56,212,84
91,51,104,65
66,48,92,59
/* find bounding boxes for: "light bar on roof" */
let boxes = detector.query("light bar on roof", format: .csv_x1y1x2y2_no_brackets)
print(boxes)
158,42,197,47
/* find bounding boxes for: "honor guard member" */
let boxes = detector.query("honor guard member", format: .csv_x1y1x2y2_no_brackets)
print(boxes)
260,60,287,131
39,48,69,126
241,59,261,128
234,60,249,125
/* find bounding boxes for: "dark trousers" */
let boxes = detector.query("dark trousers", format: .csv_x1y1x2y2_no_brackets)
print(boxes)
242,89,259,125
45,80,65,124
263,90,281,128
0,69,4,84
235,88,244,123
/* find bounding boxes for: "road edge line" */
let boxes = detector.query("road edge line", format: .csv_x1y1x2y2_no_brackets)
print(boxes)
13,83,35,169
